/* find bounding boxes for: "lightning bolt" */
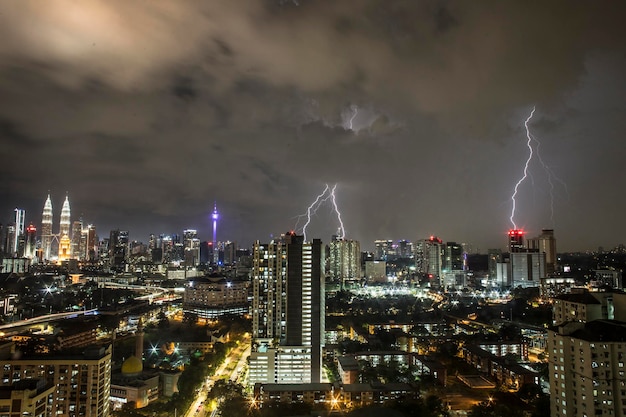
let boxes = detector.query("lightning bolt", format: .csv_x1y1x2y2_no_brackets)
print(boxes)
294,183,347,241
329,184,345,239
510,106,535,229
298,185,331,242
348,105,358,131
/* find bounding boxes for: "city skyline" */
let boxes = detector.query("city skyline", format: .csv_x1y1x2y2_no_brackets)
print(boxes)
1,2,625,252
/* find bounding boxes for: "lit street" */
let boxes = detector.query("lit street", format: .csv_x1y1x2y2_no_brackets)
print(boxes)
184,334,250,417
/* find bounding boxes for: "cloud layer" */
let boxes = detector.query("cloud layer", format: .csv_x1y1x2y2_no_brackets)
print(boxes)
1,1,625,251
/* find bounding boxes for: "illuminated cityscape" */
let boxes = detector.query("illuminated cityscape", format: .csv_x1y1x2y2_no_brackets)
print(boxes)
1,2,626,417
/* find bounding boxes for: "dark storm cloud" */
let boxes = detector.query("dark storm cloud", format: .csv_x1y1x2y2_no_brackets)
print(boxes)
0,1,625,250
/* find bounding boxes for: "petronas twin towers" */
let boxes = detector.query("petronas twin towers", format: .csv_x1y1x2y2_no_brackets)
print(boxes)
41,193,71,260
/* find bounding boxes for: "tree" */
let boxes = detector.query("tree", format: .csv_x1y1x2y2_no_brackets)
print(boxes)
157,311,170,329
183,311,198,325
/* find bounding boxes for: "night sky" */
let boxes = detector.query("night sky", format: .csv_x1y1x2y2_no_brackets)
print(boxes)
1,1,625,252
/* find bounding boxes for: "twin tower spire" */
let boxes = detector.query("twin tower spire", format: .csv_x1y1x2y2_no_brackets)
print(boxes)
41,193,71,260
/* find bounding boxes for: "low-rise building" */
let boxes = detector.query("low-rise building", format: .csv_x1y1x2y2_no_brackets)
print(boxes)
183,274,249,319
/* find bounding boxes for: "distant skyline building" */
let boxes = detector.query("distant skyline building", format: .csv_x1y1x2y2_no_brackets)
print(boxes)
71,219,83,260
41,194,53,260
329,236,361,288
109,229,129,269
415,236,443,285
183,229,200,266
249,232,325,385
12,208,25,255
374,239,393,261
24,223,36,260
59,195,71,239
528,229,557,275
85,224,97,261
508,229,525,253
211,202,219,264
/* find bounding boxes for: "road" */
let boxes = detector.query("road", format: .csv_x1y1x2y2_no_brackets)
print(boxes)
184,335,250,417
0,309,98,331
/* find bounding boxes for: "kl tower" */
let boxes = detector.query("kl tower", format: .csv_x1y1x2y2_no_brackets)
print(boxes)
212,202,219,265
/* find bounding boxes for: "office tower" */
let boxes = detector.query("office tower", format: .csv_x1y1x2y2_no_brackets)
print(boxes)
24,224,37,260
374,239,393,260
396,240,413,259
0,343,111,417
415,236,443,285
85,225,97,261
59,195,70,239
12,208,25,254
148,234,156,250
548,320,626,417
443,242,464,271
71,219,83,260
508,229,525,253
487,249,502,280
441,241,466,288
329,236,361,288
508,252,545,288
223,241,236,265
109,229,129,269
211,203,219,264
528,229,557,275
41,194,53,260
4,225,15,257
183,229,200,266
249,232,324,384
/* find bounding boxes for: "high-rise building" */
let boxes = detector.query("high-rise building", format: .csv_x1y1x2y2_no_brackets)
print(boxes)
24,224,37,260
396,240,414,259
0,343,111,417
415,236,443,285
59,195,71,239
183,229,200,266
109,230,129,269
374,240,393,261
508,251,545,287
84,224,97,261
211,203,219,264
12,208,25,255
508,229,525,253
41,194,53,260
329,236,361,288
249,232,324,385
4,224,15,257
528,229,557,275
71,219,83,260
443,242,464,271
58,234,71,262
548,320,626,417
487,249,502,281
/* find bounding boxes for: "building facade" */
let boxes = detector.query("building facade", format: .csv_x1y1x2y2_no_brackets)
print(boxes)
249,233,324,385
183,275,249,318
548,320,626,417
41,195,53,261
328,237,361,287
0,343,111,417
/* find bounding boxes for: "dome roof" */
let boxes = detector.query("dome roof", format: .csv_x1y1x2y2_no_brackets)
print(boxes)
121,355,143,375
